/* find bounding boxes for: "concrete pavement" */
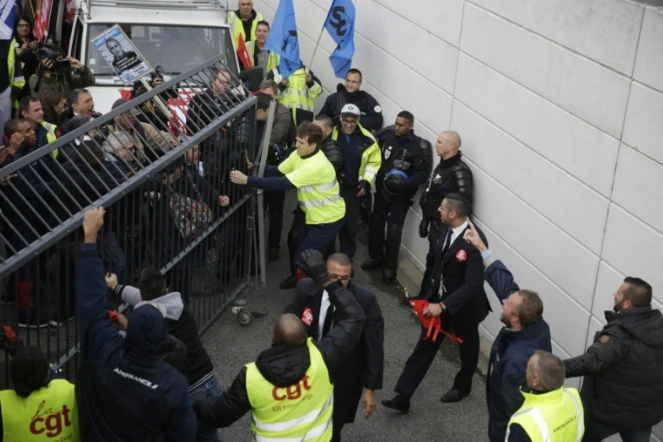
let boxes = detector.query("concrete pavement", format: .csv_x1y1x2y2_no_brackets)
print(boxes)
201,196,491,441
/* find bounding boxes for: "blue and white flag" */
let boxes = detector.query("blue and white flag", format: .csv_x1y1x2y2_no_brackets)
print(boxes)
0,0,17,41
324,0,356,79
265,0,301,79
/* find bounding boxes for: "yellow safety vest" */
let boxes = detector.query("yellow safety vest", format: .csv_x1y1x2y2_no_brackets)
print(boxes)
228,10,265,47
279,149,345,225
507,387,584,442
245,41,280,78
41,121,59,159
331,124,382,188
277,68,322,125
8,39,26,109
246,338,333,442
0,379,80,442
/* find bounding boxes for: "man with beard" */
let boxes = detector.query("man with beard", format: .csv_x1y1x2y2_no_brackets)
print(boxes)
563,278,663,442
318,69,383,132
462,220,552,441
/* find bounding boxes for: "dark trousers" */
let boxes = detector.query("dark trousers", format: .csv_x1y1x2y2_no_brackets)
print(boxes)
263,190,285,250
295,218,344,269
394,317,480,399
582,414,651,442
338,187,361,258
420,221,446,297
287,207,306,276
372,187,410,225
331,421,345,442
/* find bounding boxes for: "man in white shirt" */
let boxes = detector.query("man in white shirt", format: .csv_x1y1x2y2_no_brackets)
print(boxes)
289,253,384,442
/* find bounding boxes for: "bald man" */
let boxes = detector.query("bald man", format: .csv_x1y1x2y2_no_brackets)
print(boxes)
194,250,366,440
418,130,474,297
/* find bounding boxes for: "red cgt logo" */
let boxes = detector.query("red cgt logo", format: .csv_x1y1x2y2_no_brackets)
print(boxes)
29,400,73,437
456,250,467,262
301,307,313,326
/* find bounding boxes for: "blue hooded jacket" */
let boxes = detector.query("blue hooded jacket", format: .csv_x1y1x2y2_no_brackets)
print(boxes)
76,243,196,442
484,257,552,442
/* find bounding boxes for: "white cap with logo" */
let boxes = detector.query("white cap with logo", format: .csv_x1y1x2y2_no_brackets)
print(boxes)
340,104,361,116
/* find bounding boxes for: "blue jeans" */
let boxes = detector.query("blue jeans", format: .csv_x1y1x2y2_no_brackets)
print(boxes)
187,376,223,442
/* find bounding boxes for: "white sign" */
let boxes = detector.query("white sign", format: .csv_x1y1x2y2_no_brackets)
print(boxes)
92,25,152,85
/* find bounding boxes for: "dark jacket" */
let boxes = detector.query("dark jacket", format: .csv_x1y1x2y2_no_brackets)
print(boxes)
115,285,216,388
29,66,96,99
420,152,473,221
484,257,552,442
290,278,384,424
564,306,663,429
320,135,343,176
194,279,366,428
376,126,431,198
76,243,196,442
319,84,383,131
425,224,491,325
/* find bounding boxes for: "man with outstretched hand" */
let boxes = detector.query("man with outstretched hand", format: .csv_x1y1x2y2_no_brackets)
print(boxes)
194,250,366,441
76,207,196,442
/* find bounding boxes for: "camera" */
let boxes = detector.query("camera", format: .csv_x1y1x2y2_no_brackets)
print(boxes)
36,44,71,74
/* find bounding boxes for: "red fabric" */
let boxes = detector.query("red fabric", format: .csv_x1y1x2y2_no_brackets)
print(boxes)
296,268,306,282
3,326,15,344
120,89,133,100
236,34,253,69
64,0,76,24
17,281,35,310
34,0,53,41
409,300,463,344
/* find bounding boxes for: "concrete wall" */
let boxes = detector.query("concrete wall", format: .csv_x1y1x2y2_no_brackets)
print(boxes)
253,0,663,437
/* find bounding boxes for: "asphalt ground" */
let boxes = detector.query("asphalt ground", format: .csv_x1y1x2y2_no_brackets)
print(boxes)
202,194,491,441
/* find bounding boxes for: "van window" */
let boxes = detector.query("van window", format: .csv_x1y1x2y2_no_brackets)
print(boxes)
86,24,236,77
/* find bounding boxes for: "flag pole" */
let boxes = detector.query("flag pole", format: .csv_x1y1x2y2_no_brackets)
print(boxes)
307,22,327,74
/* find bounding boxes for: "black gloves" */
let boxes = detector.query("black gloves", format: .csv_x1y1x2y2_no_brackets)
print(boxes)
300,250,330,286
418,219,430,239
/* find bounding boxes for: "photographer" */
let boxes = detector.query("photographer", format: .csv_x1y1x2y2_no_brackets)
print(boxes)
28,44,95,100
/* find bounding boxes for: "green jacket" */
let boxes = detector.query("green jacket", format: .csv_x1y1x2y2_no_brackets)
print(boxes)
29,66,96,99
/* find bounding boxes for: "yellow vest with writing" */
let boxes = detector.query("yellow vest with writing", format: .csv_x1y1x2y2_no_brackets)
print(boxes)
277,69,322,125
507,387,584,442
0,379,80,442
246,338,333,442
228,10,265,47
278,149,345,225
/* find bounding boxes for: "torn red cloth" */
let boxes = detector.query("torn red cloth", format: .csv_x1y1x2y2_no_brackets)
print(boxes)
409,299,463,344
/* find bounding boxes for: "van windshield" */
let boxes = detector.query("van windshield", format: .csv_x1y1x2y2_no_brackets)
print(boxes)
86,24,236,77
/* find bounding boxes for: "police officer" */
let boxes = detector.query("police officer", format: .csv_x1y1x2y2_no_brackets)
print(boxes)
506,351,584,442
194,250,366,440
331,104,381,261
361,111,431,283
318,68,383,132
231,122,345,281
281,114,344,289
418,131,472,297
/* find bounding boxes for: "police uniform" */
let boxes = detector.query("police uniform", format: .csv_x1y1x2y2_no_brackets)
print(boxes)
418,152,473,297
362,125,431,282
506,387,584,442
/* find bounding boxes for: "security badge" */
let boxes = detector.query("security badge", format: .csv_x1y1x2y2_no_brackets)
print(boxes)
384,146,393,160
433,173,442,184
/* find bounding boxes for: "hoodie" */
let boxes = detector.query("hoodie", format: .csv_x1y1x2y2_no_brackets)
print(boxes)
564,306,663,428
115,285,216,389
318,84,383,131
76,244,196,442
194,279,366,428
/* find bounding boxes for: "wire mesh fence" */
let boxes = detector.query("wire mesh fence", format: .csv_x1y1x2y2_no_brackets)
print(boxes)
0,56,258,384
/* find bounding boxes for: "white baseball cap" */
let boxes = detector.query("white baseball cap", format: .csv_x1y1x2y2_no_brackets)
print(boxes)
340,104,361,117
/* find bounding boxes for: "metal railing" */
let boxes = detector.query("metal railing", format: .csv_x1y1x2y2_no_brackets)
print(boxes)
0,56,258,383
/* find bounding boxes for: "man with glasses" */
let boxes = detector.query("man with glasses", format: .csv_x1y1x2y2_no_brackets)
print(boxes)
330,104,381,261
289,252,384,442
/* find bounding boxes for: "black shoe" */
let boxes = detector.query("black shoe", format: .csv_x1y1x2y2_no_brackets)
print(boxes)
381,395,410,414
440,388,470,403
269,248,280,262
381,268,396,284
279,275,297,290
361,257,383,271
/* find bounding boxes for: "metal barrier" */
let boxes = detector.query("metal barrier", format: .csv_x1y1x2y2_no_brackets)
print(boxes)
0,56,258,383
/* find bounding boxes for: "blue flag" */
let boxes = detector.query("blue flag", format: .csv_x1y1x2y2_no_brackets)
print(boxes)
265,0,301,79
324,0,356,79
0,0,17,41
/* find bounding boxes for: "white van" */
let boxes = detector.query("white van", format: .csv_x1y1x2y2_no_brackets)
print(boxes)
62,0,239,112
